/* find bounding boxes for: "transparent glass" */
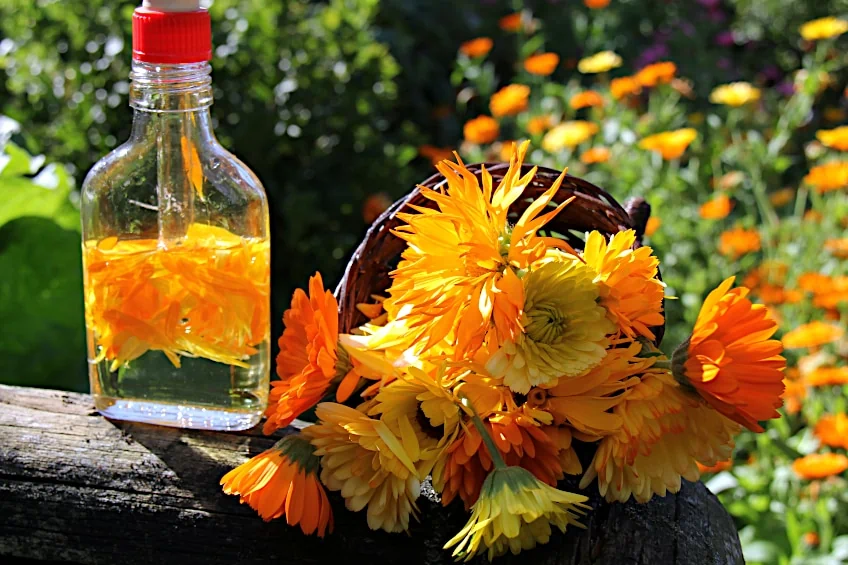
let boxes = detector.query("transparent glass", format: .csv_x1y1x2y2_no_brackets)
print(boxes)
80,61,270,430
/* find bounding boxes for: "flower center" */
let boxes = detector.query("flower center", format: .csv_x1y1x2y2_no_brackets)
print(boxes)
527,387,548,407
526,304,568,344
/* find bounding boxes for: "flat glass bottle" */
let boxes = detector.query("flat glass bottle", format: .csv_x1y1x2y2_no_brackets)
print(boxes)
80,2,270,430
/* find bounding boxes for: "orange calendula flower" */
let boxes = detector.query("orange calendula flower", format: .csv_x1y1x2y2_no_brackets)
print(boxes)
792,453,848,480
815,413,848,449
824,238,848,258
524,52,559,76
804,161,848,193
635,61,677,87
542,121,599,152
769,188,795,207
782,321,844,349
610,76,642,100
781,375,806,414
582,230,665,340
578,51,622,74
584,0,610,7
490,84,531,117
221,434,333,536
806,366,848,387
463,115,500,144
699,194,734,220
388,141,574,358
638,128,697,160
710,82,761,107
672,277,786,432
718,227,761,258
418,145,454,167
82,223,270,372
499,12,522,32
569,90,604,110
580,146,611,164
362,193,392,224
697,459,733,474
800,17,848,41
460,37,493,58
526,115,554,135
645,216,661,236
816,126,848,151
265,272,354,434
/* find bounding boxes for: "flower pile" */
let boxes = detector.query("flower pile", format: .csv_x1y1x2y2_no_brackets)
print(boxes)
220,141,786,560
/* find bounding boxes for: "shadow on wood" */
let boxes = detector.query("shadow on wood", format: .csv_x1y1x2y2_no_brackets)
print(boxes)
0,385,744,565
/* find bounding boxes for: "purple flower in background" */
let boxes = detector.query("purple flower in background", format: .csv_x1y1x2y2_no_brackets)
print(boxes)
707,8,727,23
696,0,722,8
776,81,795,97
636,43,669,68
717,57,732,70
680,21,696,37
761,65,782,82
715,31,735,47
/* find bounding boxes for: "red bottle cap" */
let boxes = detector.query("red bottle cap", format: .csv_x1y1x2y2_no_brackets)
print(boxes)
132,7,212,64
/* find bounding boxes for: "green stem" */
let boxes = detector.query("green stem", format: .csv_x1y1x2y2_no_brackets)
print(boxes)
652,359,672,370
771,436,803,460
794,187,808,219
465,405,508,470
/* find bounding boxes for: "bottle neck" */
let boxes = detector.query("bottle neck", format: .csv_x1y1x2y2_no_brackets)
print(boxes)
129,60,213,112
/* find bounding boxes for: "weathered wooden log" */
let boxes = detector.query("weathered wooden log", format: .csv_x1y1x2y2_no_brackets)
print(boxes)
0,385,744,564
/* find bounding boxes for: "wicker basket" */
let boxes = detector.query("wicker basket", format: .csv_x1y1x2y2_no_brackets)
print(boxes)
335,162,664,345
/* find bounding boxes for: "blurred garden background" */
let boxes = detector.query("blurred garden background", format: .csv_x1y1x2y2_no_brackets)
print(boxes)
1,0,848,562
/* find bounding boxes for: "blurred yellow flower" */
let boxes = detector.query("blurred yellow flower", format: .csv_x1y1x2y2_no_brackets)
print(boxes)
459,37,493,58
769,188,795,207
569,90,604,110
524,52,560,76
499,12,522,32
578,51,622,74
645,216,661,236
783,321,844,349
699,194,733,220
463,115,499,144
542,121,599,151
710,82,761,107
804,161,848,193
800,17,848,41
816,126,848,151
718,227,761,258
635,61,677,87
824,238,848,258
526,115,553,135
580,146,611,164
490,84,530,117
610,76,642,100
584,0,610,8
638,128,697,160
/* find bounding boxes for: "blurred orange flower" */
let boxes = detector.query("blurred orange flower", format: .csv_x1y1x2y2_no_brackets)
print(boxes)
769,188,795,207
418,145,454,166
718,227,761,258
580,146,611,164
743,260,788,287
526,115,553,135
362,193,393,224
717,171,746,191
804,210,824,222
816,126,848,151
815,414,848,449
635,61,677,87
824,238,848,258
697,459,733,474
569,90,604,110
699,195,734,220
806,367,848,387
645,216,661,236
783,321,844,349
499,12,522,32
524,52,559,76
781,376,806,414
463,115,500,144
610,76,642,100
803,532,821,547
459,37,493,58
792,453,848,480
804,161,848,193
490,84,530,117
584,0,610,8
755,285,803,305
639,128,697,160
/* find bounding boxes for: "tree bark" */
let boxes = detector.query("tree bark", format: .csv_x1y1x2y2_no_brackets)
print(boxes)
0,384,744,565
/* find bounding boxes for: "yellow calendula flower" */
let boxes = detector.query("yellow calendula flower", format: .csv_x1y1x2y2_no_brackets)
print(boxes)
486,257,615,394
541,121,599,152
709,82,761,107
816,126,848,151
800,17,848,41
582,230,665,340
444,465,588,562
306,403,423,533
577,50,622,74
638,128,697,160
388,141,575,359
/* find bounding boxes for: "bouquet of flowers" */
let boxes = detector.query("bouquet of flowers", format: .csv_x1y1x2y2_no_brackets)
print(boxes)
220,141,786,561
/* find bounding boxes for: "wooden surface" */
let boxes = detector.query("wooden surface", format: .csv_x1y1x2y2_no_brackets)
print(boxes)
0,384,745,564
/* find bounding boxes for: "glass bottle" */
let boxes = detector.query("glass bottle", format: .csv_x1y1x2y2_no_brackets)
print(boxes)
80,2,270,430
